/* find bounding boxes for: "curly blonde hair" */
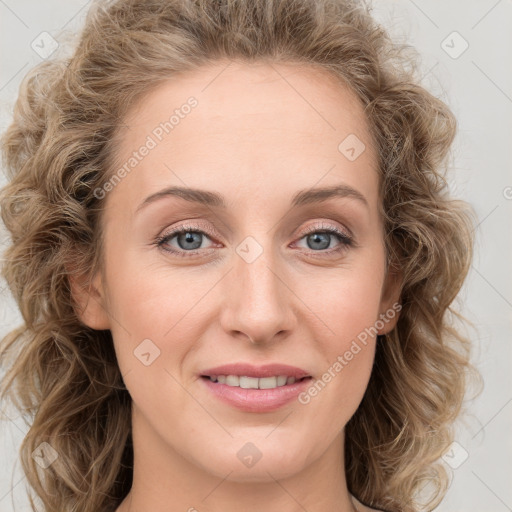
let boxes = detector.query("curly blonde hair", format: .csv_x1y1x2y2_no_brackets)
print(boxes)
0,0,480,511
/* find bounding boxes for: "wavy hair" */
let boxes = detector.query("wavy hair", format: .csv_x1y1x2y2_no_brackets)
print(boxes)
0,0,480,511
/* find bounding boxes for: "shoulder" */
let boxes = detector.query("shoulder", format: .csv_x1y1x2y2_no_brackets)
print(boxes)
352,495,388,512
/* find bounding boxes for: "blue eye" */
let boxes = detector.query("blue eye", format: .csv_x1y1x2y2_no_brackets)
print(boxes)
296,225,353,252
155,224,217,258
155,222,354,258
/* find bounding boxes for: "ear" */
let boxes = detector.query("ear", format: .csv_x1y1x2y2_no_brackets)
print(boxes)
67,266,111,330
377,262,402,335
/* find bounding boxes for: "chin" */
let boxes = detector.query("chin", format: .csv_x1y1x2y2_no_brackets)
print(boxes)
190,435,317,483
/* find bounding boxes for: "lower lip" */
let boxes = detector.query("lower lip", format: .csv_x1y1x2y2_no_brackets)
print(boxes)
200,376,313,412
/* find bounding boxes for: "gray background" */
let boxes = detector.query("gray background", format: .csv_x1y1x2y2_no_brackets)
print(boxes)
0,0,511,511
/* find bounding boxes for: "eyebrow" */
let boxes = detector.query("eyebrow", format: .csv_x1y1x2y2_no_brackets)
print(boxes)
135,184,369,214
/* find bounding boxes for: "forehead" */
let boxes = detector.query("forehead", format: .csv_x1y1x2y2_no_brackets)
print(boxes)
107,60,379,217
121,60,372,140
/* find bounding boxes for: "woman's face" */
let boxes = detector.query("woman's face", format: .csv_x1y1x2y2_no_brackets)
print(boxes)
76,60,400,483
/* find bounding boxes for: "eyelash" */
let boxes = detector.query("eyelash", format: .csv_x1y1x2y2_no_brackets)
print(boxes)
154,222,354,258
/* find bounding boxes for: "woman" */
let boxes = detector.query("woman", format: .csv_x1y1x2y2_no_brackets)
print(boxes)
0,0,479,511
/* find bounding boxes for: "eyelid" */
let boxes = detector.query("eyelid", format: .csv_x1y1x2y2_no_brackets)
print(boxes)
300,220,352,238
157,220,349,242
158,217,353,240
158,220,218,239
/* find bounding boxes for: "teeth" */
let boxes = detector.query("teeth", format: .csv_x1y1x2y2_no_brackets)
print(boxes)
277,375,287,386
258,376,277,389
207,375,303,389
225,375,239,387
240,376,259,389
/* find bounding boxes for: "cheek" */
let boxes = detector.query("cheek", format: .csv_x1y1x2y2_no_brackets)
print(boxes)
299,262,384,344
298,321,376,432
294,264,383,413
102,251,200,378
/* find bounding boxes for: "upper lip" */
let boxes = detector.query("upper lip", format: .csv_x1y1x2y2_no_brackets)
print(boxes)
201,363,311,379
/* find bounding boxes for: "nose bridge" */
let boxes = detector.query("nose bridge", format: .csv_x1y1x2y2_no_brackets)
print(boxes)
222,232,294,342
237,236,282,303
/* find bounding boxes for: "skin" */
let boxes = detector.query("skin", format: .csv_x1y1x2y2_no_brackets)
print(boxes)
71,60,401,512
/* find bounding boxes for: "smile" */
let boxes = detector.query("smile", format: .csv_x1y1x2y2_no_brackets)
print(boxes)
203,375,309,389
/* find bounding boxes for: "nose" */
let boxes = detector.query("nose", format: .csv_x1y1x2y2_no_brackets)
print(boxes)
219,237,296,346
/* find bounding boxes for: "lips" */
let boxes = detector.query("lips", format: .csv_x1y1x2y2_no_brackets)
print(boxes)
199,363,313,412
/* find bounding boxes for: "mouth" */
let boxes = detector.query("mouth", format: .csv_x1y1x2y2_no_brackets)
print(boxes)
198,363,313,411
199,372,314,412
200,374,313,390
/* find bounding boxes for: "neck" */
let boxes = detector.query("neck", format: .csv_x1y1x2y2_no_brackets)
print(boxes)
116,405,359,512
